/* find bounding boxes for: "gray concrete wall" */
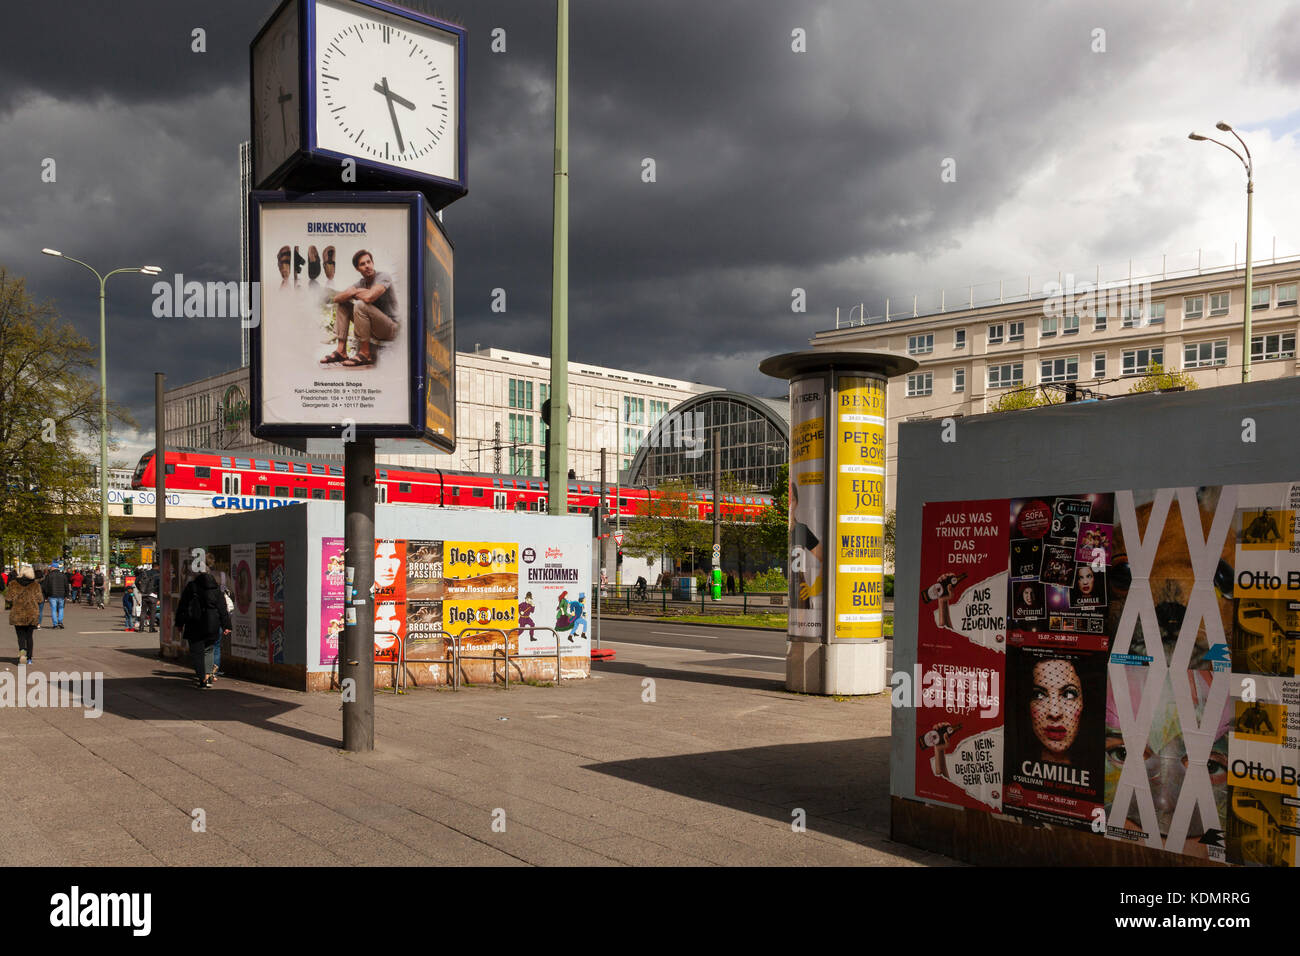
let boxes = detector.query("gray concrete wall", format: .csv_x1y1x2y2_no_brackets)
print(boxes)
890,375,1300,798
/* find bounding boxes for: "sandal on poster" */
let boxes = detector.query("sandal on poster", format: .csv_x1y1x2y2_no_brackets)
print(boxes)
340,354,375,368
320,350,349,364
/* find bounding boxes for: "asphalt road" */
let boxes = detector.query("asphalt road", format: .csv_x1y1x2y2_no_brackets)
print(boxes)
594,616,894,676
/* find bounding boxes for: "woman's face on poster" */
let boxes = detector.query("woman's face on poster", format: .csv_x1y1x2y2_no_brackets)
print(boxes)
1030,659,1083,757
1077,566,1095,596
375,543,401,588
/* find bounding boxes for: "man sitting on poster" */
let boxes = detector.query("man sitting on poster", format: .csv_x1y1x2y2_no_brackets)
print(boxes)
321,250,399,369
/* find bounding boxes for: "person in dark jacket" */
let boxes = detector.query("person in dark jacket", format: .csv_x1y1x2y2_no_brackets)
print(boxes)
177,571,231,687
6,564,43,664
42,561,69,629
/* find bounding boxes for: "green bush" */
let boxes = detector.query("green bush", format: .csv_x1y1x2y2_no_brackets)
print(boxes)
747,568,788,592
884,574,894,598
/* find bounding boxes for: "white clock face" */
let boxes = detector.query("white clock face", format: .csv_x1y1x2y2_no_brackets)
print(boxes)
252,0,301,185
314,0,459,182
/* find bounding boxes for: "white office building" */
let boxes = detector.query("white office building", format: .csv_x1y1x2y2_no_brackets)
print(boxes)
164,347,718,482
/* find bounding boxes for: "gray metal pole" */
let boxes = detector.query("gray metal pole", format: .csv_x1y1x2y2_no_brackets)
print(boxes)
99,281,109,569
712,429,721,556
546,0,570,515
342,437,376,752
155,372,166,531
597,447,605,650
1243,176,1254,383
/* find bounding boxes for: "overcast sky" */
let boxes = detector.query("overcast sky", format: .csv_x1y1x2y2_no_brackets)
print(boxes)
5,0,1300,464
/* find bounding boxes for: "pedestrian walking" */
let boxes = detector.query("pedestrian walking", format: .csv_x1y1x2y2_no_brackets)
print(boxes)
70,567,84,603
726,572,736,595
122,583,136,630
176,570,231,688
5,564,43,665
93,567,106,608
43,561,69,629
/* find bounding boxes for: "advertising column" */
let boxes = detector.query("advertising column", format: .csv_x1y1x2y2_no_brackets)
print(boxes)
761,350,918,696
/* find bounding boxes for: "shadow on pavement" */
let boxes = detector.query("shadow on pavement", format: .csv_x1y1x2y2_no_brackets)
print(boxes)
89,675,341,749
592,658,784,692
585,736,908,851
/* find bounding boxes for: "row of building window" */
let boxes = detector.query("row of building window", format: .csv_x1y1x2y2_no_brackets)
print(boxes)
907,284,1300,356
905,332,1298,396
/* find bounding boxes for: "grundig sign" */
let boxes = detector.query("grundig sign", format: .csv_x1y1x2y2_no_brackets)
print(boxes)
222,384,250,430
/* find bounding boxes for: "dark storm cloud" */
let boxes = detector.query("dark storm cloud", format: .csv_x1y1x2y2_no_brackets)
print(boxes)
5,0,1292,437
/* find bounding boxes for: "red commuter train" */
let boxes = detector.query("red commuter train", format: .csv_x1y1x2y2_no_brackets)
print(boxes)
131,448,773,522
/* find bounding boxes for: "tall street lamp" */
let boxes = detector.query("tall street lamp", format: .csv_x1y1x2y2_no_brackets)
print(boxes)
42,249,161,568
1188,122,1254,383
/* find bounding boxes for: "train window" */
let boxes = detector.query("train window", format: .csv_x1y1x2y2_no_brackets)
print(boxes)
399,483,411,493
530,481,541,490
254,484,270,495
195,466,211,478
165,464,175,475
472,487,483,497
378,469,388,479
329,490,343,500
274,486,289,497
293,488,309,498
568,483,577,493
221,457,232,468
330,465,342,476
293,463,308,474
254,460,269,470
312,489,326,499
619,498,628,508
235,458,251,469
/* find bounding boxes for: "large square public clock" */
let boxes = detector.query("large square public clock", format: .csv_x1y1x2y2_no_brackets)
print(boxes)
250,0,467,208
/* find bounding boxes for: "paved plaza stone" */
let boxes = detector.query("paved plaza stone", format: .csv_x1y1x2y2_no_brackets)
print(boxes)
0,604,953,866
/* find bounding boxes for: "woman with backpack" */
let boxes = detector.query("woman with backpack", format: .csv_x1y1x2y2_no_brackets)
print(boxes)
177,570,232,688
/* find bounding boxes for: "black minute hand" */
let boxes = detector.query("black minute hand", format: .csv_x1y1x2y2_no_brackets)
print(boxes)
375,76,407,153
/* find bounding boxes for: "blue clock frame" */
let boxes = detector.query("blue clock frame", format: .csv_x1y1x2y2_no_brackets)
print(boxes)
248,189,456,450
249,0,468,210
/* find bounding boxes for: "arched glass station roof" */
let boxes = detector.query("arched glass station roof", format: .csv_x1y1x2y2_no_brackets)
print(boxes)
626,390,789,492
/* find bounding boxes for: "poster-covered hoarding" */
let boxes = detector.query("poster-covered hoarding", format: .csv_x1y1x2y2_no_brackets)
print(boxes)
317,531,592,667
788,376,826,640
833,375,887,641
916,482,1300,866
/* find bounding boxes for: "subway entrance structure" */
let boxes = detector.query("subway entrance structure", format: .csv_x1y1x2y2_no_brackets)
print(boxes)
760,350,916,695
